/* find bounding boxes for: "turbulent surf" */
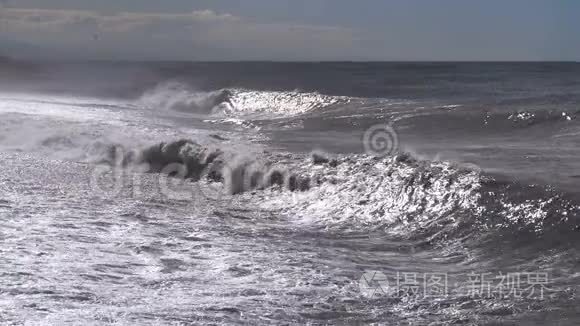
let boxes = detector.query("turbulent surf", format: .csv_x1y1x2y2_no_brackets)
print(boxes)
1,62,579,325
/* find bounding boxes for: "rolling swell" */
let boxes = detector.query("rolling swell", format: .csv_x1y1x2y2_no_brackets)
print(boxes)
137,81,580,141
394,107,578,137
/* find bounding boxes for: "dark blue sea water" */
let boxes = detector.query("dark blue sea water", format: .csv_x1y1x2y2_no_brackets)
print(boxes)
0,61,579,325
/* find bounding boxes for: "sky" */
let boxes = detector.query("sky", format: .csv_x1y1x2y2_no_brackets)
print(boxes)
0,0,578,61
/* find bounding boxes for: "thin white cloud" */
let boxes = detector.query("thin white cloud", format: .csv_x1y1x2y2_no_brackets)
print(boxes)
0,8,356,59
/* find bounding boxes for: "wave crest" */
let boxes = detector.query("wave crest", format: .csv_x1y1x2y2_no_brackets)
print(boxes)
139,81,232,114
93,138,580,245
138,81,349,118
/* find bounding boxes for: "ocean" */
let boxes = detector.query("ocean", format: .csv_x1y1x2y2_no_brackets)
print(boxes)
0,61,579,325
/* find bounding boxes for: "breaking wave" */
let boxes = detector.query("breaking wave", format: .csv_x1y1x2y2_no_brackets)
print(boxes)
262,153,580,238
97,139,314,196
138,81,233,115
93,138,580,247
138,81,350,118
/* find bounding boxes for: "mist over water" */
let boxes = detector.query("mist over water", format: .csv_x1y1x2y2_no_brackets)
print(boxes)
1,62,580,325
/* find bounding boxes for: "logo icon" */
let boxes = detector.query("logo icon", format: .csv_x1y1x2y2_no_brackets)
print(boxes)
359,270,388,298
363,124,399,157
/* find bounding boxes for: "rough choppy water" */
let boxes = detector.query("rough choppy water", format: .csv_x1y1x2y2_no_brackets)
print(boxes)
0,61,580,325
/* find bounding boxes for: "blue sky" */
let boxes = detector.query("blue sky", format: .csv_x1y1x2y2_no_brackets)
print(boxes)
1,0,578,61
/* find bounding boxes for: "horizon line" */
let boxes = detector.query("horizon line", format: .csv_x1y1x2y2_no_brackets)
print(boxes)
6,58,580,64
